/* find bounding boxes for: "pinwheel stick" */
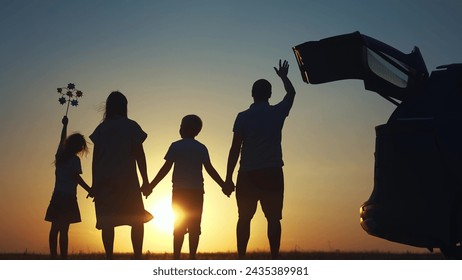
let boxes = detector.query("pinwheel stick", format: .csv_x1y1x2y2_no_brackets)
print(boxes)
65,99,71,117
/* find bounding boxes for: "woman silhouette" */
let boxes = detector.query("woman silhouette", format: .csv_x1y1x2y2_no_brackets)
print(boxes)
90,91,152,259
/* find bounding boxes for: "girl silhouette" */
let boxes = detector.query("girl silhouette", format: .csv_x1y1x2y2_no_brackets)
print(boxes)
45,116,93,259
90,91,152,259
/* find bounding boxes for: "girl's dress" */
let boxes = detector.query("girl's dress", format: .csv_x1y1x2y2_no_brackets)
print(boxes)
90,116,152,229
45,155,82,224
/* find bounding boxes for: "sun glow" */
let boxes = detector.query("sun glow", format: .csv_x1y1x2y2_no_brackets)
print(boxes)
146,193,175,234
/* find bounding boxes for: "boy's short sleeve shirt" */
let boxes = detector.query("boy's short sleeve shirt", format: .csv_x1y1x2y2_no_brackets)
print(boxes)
165,138,210,190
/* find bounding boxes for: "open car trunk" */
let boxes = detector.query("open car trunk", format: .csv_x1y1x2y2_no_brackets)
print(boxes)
292,31,428,105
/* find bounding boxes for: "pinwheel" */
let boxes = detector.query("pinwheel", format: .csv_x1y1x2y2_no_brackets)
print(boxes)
57,83,83,116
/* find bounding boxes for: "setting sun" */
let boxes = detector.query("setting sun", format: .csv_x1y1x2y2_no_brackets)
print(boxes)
145,192,174,234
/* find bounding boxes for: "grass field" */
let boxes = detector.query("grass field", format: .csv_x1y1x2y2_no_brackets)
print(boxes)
0,250,445,260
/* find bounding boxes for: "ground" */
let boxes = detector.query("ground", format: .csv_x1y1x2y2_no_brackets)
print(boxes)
0,250,445,260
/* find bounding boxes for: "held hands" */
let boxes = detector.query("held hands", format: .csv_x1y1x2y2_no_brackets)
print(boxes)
141,182,153,198
86,188,94,199
274,59,289,78
222,180,235,197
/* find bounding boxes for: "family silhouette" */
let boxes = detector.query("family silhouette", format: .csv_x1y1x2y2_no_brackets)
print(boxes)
44,59,295,260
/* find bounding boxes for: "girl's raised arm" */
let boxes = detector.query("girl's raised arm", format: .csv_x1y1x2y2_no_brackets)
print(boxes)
57,116,68,155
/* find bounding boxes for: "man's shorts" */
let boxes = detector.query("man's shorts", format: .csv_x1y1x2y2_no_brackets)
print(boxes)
236,167,284,221
172,188,204,236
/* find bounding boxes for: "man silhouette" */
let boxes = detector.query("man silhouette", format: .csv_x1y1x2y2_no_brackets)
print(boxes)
225,59,296,259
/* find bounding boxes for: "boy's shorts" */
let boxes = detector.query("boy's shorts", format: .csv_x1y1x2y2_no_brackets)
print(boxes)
236,167,284,221
172,188,204,236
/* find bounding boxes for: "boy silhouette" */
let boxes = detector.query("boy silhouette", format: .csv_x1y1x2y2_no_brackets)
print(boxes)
143,114,228,260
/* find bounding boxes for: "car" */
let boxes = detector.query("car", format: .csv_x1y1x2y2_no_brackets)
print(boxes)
292,31,462,259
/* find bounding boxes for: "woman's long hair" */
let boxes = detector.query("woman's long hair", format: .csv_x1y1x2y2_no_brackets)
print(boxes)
104,91,128,121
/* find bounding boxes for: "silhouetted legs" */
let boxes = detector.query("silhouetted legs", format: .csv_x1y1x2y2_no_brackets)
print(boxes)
102,227,115,259
173,233,184,260
237,217,281,259
173,233,200,260
49,224,58,259
237,217,252,259
59,224,69,259
267,218,281,259
172,189,203,260
131,223,144,259
49,222,70,259
235,168,284,259
102,224,144,260
188,233,199,260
